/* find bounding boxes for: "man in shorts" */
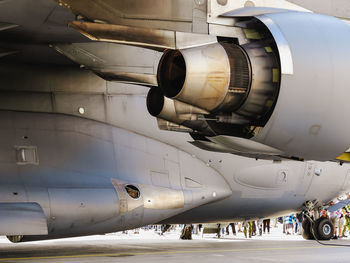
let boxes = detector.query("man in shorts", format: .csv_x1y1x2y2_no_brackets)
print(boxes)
328,205,340,239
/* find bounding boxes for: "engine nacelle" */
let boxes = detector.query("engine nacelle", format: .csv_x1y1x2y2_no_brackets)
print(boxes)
154,11,350,161
252,12,350,160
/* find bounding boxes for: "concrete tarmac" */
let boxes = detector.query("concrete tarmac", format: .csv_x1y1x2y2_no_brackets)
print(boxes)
0,232,350,263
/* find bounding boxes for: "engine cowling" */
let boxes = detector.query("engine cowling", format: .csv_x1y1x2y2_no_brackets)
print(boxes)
151,11,350,161
252,12,350,160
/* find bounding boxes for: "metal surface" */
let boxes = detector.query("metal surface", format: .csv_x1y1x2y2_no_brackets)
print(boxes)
147,87,214,135
0,110,235,239
208,24,249,44
94,70,157,87
232,40,280,119
69,21,175,51
233,164,289,190
0,202,48,235
213,42,251,113
69,21,216,51
175,32,217,49
221,7,296,17
140,185,185,210
56,0,201,33
147,87,208,122
0,88,347,239
288,0,350,20
111,179,185,211
207,0,309,26
158,43,231,111
156,119,193,133
223,9,294,75
256,14,294,75
147,89,188,124
0,50,18,58
156,36,280,139
53,43,161,75
253,12,350,160
0,22,17,31
53,42,161,87
189,139,282,160
209,135,283,155
48,188,119,232
0,0,350,242
190,140,236,153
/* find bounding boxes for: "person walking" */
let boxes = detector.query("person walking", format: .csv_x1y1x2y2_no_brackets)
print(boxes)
284,214,294,235
226,223,236,236
342,205,350,237
252,221,257,236
257,219,263,236
263,219,270,234
328,207,340,239
180,224,193,240
295,213,303,235
243,221,252,238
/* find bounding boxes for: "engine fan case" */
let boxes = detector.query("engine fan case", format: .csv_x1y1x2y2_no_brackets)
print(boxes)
252,12,350,160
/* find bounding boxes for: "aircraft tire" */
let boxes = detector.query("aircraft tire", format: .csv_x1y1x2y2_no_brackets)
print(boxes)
301,219,314,240
313,218,334,240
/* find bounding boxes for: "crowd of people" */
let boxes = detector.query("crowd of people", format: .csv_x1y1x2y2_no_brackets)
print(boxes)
223,219,274,238
130,195,350,240
179,203,350,239
194,195,350,240
325,201,350,239
206,217,301,239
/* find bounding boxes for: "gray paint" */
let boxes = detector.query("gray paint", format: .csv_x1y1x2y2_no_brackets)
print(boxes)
0,110,233,239
0,108,347,239
0,202,47,235
252,12,350,160
0,0,350,241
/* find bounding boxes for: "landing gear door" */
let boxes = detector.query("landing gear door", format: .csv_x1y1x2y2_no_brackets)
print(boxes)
296,162,315,196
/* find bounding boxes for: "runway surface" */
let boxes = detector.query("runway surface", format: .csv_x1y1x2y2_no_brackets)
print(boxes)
0,230,350,263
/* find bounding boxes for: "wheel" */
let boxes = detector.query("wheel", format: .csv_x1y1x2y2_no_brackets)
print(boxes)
301,219,314,240
313,218,334,240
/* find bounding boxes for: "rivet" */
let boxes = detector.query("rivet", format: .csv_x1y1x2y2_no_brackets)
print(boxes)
217,0,228,6
78,107,85,115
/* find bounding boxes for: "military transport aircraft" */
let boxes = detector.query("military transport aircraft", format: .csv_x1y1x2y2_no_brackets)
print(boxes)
0,0,350,243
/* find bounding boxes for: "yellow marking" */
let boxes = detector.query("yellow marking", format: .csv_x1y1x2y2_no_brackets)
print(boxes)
0,246,337,261
265,46,273,53
336,152,350,162
272,68,280,83
265,100,274,108
243,29,261,39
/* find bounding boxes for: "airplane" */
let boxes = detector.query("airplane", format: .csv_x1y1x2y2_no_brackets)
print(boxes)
0,0,350,243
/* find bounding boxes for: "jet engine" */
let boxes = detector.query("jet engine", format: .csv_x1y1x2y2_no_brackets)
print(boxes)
149,11,350,161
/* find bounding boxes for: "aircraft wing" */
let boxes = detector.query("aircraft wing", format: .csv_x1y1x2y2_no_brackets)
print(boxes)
2,0,350,162
49,0,348,161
